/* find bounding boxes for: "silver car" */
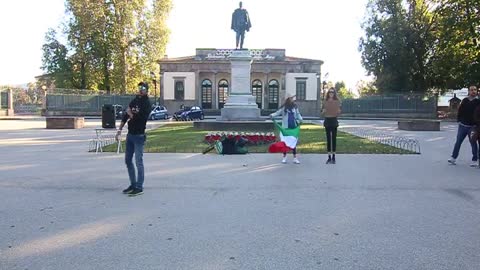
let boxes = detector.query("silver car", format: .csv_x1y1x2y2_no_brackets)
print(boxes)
149,105,169,120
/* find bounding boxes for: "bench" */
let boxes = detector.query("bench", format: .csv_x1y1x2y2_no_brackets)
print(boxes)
398,120,440,131
46,117,85,129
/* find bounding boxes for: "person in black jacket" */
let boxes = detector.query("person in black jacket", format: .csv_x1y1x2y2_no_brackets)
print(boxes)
470,104,480,167
448,85,479,166
116,82,151,196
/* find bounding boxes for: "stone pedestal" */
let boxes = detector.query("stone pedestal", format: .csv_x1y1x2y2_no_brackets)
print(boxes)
219,50,260,121
46,117,85,129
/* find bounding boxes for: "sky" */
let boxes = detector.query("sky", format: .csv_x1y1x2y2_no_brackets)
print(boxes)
0,0,371,89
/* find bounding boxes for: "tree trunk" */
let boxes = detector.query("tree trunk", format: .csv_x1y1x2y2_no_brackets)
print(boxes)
80,61,87,89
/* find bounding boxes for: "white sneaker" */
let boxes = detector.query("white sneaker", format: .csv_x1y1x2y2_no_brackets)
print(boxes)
293,158,300,164
448,158,456,165
470,162,478,167
281,157,287,164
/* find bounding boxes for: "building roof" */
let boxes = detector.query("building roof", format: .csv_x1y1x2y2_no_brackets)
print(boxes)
159,48,323,64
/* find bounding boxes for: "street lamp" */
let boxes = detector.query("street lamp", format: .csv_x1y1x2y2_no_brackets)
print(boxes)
316,74,321,115
41,85,47,112
150,71,158,105
322,81,327,101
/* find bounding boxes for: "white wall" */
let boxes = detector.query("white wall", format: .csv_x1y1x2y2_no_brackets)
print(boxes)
163,72,196,100
285,73,318,101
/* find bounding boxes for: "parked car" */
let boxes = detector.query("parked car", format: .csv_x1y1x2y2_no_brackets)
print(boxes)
174,106,204,121
172,105,189,121
113,104,125,119
149,105,169,120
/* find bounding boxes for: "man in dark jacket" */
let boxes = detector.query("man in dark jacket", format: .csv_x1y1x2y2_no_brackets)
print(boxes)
116,82,151,196
470,103,480,167
448,85,479,166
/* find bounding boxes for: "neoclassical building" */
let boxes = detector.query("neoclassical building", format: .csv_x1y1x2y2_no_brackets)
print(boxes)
158,48,323,116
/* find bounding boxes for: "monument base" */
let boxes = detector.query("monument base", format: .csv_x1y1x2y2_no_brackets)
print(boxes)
219,107,261,121
219,93,261,121
194,121,273,131
218,49,261,121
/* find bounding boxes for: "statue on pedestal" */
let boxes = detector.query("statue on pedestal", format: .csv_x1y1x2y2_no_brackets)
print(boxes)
231,1,251,50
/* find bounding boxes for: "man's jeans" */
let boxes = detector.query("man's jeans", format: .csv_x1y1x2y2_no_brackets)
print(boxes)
125,134,146,189
451,124,478,161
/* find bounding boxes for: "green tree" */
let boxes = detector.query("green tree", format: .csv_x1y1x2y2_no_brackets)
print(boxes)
139,0,172,76
41,0,172,93
359,0,437,93
356,80,379,97
334,81,354,99
360,0,480,93
431,0,480,89
66,0,95,89
41,29,74,88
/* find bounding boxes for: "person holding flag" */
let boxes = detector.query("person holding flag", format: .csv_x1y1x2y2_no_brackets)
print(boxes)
269,93,303,164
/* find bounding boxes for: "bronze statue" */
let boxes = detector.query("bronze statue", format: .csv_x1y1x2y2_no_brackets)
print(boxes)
231,1,251,49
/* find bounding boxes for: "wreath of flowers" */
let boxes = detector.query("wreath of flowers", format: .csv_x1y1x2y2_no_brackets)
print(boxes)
205,132,277,145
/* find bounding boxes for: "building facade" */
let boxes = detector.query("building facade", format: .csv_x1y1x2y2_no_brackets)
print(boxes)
158,48,323,116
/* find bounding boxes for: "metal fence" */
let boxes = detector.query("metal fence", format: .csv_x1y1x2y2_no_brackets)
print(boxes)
340,127,421,154
0,91,8,109
47,94,156,112
341,95,436,114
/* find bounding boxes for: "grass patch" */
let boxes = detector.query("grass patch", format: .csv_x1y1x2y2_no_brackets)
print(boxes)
103,123,412,154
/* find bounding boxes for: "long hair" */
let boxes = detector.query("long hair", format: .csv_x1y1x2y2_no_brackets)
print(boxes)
282,97,297,112
326,87,338,101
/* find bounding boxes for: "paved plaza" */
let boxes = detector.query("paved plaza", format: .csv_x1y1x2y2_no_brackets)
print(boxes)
0,119,479,270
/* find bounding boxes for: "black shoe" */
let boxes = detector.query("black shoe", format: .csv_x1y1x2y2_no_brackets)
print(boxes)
326,157,332,164
128,189,144,197
122,186,135,194
331,158,336,164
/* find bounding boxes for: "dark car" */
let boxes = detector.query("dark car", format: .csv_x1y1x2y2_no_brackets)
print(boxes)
149,105,169,120
173,105,189,121
113,104,125,119
177,106,204,121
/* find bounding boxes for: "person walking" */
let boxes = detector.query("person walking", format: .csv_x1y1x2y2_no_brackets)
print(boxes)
470,100,480,167
116,82,151,196
448,85,479,166
322,88,341,164
270,94,303,164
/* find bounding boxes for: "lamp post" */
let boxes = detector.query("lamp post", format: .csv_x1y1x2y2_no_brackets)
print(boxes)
150,71,158,105
316,74,321,116
41,85,47,112
322,81,327,101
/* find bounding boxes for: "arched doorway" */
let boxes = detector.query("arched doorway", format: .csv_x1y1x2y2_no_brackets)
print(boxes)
218,79,229,109
201,79,212,109
268,79,279,109
251,79,262,108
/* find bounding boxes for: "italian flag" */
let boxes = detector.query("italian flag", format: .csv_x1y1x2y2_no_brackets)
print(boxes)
268,119,300,153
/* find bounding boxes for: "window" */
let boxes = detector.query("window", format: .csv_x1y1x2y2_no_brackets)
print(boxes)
268,80,279,109
201,79,212,109
251,80,262,108
218,79,229,109
0,91,8,109
174,80,185,101
296,79,307,101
